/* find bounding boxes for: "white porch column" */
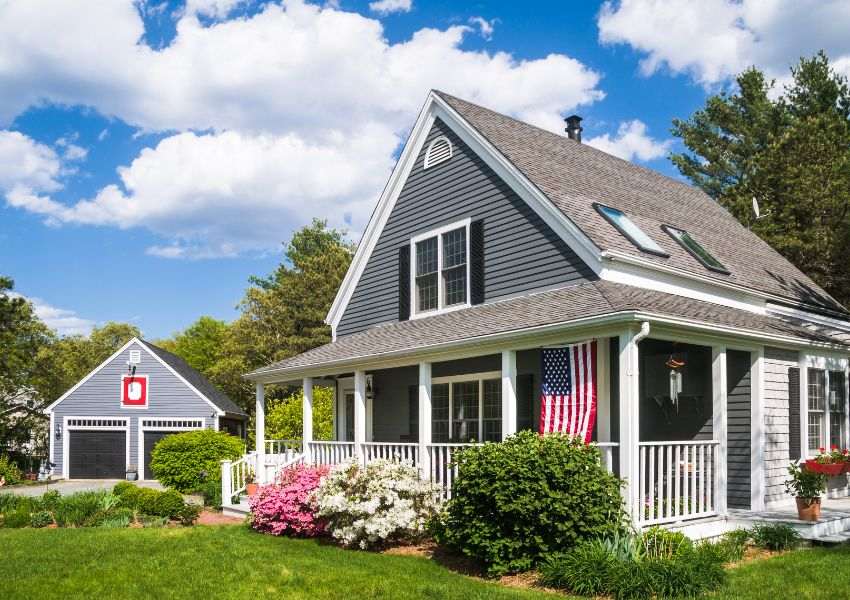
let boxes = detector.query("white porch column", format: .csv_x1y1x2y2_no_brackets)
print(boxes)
501,350,517,440
618,329,641,524
750,348,766,512
712,346,729,516
799,355,809,459
418,362,432,478
255,382,265,483
303,377,313,463
354,370,367,457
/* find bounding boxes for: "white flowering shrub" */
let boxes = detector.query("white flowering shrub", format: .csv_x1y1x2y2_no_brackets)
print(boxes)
311,459,440,549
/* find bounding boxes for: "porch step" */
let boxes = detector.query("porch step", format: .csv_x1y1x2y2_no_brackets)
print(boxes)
729,506,850,543
222,498,251,519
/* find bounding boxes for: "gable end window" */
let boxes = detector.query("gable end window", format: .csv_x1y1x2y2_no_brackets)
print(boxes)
662,225,729,274
424,136,453,169
594,203,668,257
411,219,471,316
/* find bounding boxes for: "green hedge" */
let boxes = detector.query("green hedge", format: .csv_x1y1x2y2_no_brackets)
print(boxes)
433,431,626,575
149,429,244,492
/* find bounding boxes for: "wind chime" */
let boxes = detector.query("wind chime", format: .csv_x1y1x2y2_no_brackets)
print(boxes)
666,350,686,413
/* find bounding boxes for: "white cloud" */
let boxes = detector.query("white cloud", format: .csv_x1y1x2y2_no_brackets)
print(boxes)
469,16,496,41
586,120,672,162
8,293,94,336
368,0,411,15
0,0,605,257
0,131,62,194
598,0,850,87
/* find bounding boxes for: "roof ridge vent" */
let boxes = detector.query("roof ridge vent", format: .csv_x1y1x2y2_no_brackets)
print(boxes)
424,136,453,169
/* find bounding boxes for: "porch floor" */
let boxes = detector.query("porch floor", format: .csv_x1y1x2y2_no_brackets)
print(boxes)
222,498,251,519
729,497,850,543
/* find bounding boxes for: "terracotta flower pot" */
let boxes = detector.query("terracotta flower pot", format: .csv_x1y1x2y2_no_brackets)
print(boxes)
805,460,845,477
246,482,258,496
796,496,821,521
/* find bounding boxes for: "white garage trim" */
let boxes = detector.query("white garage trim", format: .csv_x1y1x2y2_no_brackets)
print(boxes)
139,417,205,481
63,416,130,479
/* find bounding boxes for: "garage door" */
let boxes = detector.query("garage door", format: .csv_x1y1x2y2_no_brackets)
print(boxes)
143,431,175,480
69,430,126,479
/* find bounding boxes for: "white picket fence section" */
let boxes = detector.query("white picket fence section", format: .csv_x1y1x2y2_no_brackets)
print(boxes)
361,442,420,466
638,440,719,526
307,441,356,465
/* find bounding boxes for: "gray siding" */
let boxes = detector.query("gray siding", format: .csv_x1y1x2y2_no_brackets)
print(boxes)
338,117,594,337
727,349,752,509
51,341,216,477
764,346,798,505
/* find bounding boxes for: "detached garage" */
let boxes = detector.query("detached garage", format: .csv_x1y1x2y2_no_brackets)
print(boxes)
45,338,247,480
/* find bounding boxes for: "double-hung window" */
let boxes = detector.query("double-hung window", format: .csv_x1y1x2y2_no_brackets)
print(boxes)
808,369,826,452
412,220,470,316
430,371,502,442
829,370,846,449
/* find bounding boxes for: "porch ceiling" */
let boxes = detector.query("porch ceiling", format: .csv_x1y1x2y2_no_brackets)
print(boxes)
246,280,848,383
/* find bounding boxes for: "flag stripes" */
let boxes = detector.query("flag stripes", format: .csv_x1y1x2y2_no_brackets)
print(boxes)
538,340,597,443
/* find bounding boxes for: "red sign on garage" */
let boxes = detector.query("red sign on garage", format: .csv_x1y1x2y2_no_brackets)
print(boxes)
122,375,148,408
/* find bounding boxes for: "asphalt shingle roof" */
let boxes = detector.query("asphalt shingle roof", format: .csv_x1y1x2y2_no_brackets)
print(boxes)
435,91,844,314
250,280,845,377
143,340,247,417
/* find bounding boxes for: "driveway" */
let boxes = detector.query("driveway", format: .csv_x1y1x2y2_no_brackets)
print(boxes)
2,479,164,497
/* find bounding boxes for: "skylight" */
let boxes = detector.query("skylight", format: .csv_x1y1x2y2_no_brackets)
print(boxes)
594,203,668,257
662,225,729,274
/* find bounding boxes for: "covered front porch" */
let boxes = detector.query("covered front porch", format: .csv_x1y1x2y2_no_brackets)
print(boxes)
227,321,765,530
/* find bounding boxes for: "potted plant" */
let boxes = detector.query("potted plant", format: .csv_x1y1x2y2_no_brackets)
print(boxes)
126,465,138,481
785,461,827,521
245,468,258,496
805,446,849,476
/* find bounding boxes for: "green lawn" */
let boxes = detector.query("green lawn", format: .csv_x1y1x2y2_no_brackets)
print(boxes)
0,525,558,600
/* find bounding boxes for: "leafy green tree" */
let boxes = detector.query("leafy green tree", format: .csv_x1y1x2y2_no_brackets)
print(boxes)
671,52,850,306
264,386,334,441
158,316,229,375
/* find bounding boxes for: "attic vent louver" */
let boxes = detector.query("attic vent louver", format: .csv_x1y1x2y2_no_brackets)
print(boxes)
424,136,452,169
129,350,141,364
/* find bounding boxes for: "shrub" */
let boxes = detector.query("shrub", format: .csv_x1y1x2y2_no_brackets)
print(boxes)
54,491,105,527
313,459,439,549
99,514,132,529
196,479,222,508
0,493,25,514
716,528,750,562
177,503,202,526
137,488,163,515
149,429,243,492
113,481,136,497
2,507,31,528
38,490,62,511
250,464,329,537
641,526,692,560
152,489,185,518
433,431,626,575
0,455,23,486
139,515,168,528
30,511,53,528
539,541,616,596
751,523,801,551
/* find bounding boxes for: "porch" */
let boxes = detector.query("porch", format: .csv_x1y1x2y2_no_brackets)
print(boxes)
227,324,763,529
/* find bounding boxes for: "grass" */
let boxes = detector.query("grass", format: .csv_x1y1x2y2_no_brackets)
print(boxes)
0,525,559,600
716,544,850,599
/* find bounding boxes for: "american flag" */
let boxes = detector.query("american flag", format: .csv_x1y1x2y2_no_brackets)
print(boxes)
539,340,597,442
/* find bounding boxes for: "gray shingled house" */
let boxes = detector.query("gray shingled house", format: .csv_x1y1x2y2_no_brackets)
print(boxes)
45,337,246,481
226,91,850,536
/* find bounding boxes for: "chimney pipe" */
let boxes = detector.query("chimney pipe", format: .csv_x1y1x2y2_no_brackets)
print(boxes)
565,115,583,143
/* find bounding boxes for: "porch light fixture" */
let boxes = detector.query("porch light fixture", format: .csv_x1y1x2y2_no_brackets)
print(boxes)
54,424,61,440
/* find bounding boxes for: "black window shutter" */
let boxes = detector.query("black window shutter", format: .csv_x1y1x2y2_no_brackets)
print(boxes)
789,367,801,460
398,245,410,321
470,219,485,305
516,373,534,432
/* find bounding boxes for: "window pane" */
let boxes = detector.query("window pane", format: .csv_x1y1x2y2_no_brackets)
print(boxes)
830,371,846,448
452,381,479,442
416,237,438,276
483,379,502,442
595,204,667,255
829,371,845,411
809,413,823,452
416,273,438,312
663,225,729,273
432,384,449,443
809,369,826,411
442,227,466,268
831,417,843,449
443,265,467,306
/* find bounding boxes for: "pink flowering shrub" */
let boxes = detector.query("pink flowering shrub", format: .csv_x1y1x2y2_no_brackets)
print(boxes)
249,464,329,536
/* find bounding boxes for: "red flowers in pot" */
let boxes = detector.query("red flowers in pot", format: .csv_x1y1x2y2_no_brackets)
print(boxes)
804,446,850,477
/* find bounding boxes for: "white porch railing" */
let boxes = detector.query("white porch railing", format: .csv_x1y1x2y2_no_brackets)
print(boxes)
427,443,476,500
308,441,356,465
361,442,420,466
638,440,719,526
266,439,302,455
596,442,619,474
220,455,253,507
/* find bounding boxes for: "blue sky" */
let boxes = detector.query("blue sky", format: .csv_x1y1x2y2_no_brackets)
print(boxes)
2,0,849,339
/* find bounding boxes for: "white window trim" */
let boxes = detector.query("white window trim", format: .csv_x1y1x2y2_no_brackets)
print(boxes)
802,355,850,457
433,370,501,442
423,136,453,169
63,416,131,479
410,217,472,319
120,374,150,410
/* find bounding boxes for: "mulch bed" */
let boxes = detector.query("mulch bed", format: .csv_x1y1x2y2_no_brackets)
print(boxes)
196,509,243,526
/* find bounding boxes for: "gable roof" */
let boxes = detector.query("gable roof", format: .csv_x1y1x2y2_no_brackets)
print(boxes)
142,340,247,417
250,279,847,381
434,91,844,315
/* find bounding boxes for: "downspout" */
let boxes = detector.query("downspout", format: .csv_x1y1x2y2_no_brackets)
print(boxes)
634,321,650,344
